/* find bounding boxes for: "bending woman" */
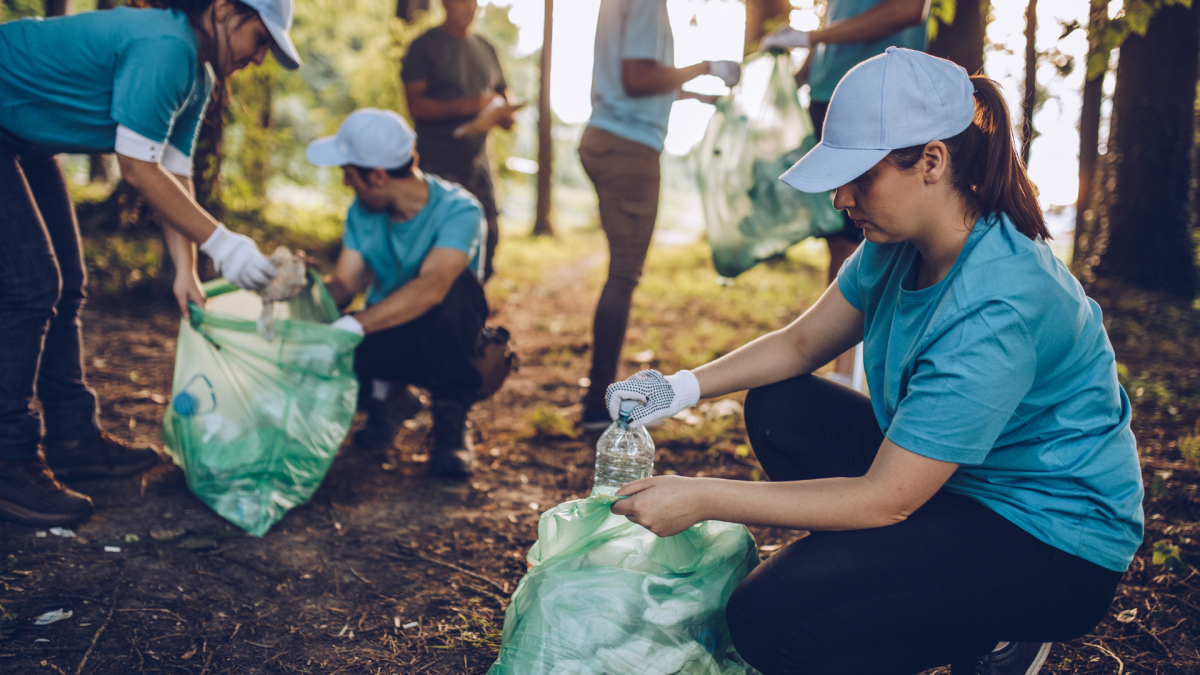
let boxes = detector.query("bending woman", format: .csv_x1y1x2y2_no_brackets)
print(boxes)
0,0,299,527
607,48,1143,675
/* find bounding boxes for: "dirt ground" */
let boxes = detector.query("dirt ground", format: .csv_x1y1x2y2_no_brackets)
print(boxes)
2,252,1198,675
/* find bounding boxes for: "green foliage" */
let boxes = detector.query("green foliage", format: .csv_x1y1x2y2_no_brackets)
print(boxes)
525,405,578,439
1178,427,1200,465
926,0,956,43
1,0,44,21
1151,539,1185,574
1084,0,1194,81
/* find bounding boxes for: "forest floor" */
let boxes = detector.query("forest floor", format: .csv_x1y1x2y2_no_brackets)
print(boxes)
1,231,1198,675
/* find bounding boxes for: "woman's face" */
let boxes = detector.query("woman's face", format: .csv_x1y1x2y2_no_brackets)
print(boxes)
832,156,930,245
213,2,272,78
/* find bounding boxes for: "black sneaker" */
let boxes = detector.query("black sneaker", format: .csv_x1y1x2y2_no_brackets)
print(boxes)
429,400,474,477
43,431,159,480
954,642,1052,675
353,385,423,450
0,456,93,526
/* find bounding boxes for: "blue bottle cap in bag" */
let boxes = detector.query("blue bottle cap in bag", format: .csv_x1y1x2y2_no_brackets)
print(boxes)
618,399,639,421
173,391,197,416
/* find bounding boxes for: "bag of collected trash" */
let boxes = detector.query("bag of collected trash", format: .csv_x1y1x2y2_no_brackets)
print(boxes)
489,496,761,674
696,53,845,278
161,272,361,536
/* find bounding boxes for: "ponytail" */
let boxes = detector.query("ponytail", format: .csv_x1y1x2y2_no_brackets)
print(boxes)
886,76,1050,241
129,0,259,66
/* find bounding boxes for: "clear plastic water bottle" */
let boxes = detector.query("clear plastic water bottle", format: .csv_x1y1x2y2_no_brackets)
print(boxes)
591,400,656,497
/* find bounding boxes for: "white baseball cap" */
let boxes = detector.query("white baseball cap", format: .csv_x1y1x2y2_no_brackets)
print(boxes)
306,108,416,170
780,47,975,193
241,0,302,70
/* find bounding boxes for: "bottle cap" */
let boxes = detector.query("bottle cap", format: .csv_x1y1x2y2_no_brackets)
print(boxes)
618,399,639,419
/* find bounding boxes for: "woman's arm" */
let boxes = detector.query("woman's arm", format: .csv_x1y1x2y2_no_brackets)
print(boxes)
118,155,219,244
612,437,958,537
161,174,205,316
692,282,865,400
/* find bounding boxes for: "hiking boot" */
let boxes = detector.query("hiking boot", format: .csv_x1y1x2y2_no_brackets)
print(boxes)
0,456,93,526
953,642,1052,675
353,385,423,450
429,400,475,477
43,431,159,480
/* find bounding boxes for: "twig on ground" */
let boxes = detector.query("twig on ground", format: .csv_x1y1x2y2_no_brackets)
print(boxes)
350,568,373,585
1134,620,1174,655
1084,641,1124,675
75,577,121,675
47,663,68,675
373,546,511,596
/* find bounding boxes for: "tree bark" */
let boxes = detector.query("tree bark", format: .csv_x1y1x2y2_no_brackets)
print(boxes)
42,0,71,16
1071,0,1106,272
1093,1,1200,299
744,0,791,54
928,0,989,75
532,0,554,236
1020,0,1037,166
396,0,429,22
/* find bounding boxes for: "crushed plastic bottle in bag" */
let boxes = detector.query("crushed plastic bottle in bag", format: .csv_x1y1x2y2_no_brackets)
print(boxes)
256,246,309,341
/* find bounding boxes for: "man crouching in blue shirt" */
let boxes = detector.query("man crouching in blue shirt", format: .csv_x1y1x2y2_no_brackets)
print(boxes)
309,108,487,477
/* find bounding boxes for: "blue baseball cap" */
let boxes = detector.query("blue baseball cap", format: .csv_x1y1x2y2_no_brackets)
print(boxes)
242,0,302,70
780,47,975,193
306,108,417,170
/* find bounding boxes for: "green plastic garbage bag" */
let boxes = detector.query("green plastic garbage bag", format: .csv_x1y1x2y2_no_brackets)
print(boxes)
696,53,845,278
161,273,361,536
489,496,761,674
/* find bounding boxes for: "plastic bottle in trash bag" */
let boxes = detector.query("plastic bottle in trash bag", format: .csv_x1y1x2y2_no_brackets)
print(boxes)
592,400,655,497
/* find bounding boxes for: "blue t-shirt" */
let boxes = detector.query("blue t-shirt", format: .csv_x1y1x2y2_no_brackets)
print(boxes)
0,7,213,155
837,213,1144,572
586,0,675,153
809,0,928,102
343,175,486,307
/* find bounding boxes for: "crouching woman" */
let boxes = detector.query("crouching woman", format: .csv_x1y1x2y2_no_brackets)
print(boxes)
605,48,1143,675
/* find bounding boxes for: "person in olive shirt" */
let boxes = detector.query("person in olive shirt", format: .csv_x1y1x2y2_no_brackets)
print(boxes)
401,0,514,281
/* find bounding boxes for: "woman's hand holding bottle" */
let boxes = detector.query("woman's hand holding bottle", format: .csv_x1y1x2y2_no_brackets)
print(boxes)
605,369,701,428
200,223,277,291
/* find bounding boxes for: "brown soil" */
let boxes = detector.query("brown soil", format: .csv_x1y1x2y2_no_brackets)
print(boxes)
1,261,1197,675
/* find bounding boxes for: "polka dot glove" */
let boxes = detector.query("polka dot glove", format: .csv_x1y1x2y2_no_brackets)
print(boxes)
605,370,702,428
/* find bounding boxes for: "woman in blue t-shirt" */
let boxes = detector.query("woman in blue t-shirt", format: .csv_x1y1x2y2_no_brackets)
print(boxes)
605,49,1143,675
0,0,299,527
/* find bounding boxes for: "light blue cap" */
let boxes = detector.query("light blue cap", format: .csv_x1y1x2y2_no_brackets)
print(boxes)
241,0,301,70
306,108,416,170
780,47,975,193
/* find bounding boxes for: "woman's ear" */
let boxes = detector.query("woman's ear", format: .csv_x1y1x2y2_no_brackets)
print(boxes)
922,141,950,185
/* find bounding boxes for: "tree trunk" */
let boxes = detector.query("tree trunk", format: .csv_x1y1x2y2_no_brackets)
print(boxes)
1071,0,1107,272
1020,0,1037,165
1093,1,1200,299
744,0,791,54
42,0,71,16
532,0,554,237
928,0,988,75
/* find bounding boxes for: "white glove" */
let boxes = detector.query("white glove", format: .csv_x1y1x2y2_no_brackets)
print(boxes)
200,224,277,291
760,26,811,52
707,61,742,88
330,315,364,336
605,369,701,428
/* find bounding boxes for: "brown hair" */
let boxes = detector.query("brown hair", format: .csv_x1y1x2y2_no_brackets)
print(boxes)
885,76,1050,241
130,0,260,65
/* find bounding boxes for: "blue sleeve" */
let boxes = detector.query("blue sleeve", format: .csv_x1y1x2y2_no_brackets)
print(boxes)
343,203,363,253
886,302,1037,465
621,0,668,60
167,64,213,157
433,197,484,260
835,242,865,311
111,36,197,143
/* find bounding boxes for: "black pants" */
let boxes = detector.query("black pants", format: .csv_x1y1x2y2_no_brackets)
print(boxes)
423,157,499,282
353,272,487,406
727,375,1122,675
0,144,100,460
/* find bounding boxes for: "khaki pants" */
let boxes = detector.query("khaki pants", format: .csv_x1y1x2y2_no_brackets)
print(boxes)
578,126,661,410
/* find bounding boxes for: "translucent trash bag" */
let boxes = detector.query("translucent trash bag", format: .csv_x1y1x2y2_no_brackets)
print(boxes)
696,53,845,278
489,497,761,675
161,273,361,536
